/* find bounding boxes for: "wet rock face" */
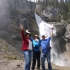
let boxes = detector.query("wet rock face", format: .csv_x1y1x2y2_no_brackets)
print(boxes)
54,24,66,37
64,24,70,51
65,24,70,42
50,23,67,53
51,23,70,53
0,0,38,52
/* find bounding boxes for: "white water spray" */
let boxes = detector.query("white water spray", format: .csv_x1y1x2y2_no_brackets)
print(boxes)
34,13,56,38
34,13,67,66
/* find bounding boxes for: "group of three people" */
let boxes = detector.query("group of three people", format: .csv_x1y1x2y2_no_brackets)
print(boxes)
20,24,53,70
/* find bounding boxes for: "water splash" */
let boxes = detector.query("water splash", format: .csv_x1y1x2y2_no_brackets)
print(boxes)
34,13,67,66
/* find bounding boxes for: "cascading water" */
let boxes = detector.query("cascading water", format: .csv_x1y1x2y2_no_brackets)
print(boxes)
34,13,67,66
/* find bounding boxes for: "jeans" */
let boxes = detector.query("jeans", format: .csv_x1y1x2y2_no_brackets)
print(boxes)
23,50,33,70
32,51,40,70
41,52,52,70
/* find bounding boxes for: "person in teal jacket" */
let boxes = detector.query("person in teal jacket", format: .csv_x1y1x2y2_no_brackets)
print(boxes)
32,35,41,70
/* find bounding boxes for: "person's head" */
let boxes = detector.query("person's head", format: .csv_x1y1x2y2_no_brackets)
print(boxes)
34,35,39,39
25,30,31,38
42,35,45,40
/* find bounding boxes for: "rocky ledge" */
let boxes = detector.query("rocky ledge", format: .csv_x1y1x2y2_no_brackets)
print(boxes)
0,38,23,60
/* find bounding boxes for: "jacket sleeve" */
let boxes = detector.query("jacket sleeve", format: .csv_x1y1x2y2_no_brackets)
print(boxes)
47,37,51,42
46,37,51,46
21,30,25,40
30,36,33,42
39,40,41,46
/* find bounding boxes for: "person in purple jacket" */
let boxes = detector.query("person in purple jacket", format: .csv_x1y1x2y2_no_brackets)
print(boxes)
40,28,54,70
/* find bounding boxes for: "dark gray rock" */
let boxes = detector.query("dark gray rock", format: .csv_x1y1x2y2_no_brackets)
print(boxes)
42,6,60,22
50,22,67,53
65,24,70,42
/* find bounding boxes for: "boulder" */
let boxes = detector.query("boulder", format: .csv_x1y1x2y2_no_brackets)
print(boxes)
42,6,60,22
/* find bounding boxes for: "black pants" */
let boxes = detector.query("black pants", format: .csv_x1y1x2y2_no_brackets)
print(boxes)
32,51,40,70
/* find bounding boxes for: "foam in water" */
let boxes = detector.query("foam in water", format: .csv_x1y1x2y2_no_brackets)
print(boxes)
34,13,67,66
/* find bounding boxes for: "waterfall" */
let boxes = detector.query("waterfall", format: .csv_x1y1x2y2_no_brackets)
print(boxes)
34,13,67,66
34,13,56,38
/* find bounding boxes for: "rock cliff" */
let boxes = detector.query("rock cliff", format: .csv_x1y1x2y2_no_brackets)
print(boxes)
0,0,38,52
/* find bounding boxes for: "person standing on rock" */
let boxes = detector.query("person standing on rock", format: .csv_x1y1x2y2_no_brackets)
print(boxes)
20,24,33,70
40,28,54,70
32,35,41,70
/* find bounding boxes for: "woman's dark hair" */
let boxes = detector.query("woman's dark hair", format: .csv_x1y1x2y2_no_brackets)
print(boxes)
34,36,39,40
25,33,30,36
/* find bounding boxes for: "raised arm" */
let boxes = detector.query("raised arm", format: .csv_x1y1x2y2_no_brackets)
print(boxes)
50,28,54,37
20,24,25,40
20,24,23,30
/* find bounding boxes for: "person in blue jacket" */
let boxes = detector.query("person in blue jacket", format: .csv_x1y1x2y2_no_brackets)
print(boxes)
40,28,54,70
32,35,41,70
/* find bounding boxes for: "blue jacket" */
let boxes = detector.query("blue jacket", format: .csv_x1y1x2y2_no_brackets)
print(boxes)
33,40,40,52
40,37,51,52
